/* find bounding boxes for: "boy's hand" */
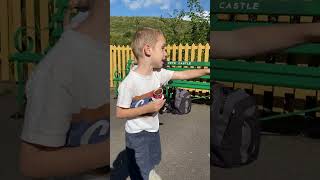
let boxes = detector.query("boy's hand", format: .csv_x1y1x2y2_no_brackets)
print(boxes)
305,23,320,43
145,99,166,113
206,68,210,75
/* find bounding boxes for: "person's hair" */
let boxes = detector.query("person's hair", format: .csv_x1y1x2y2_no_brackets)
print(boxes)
131,27,164,60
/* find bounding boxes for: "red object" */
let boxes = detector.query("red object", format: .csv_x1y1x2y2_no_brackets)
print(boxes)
153,88,163,99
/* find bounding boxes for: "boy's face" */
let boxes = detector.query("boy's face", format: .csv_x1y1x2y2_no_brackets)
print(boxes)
150,35,167,68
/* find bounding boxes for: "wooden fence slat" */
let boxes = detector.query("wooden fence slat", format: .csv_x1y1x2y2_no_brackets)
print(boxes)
113,45,118,87
253,85,272,110
184,44,190,62
0,0,10,80
197,43,202,64
295,89,317,101
278,16,290,22
121,45,126,76
217,14,230,21
190,43,196,62
26,0,36,76
172,44,177,61
178,44,183,61
40,0,49,52
273,87,294,113
10,0,22,81
116,46,121,78
300,16,313,23
257,15,268,22
204,43,210,62
235,14,248,21
125,45,130,75
166,45,172,61
110,45,114,87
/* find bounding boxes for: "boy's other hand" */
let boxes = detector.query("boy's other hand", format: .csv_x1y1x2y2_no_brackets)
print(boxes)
146,99,166,113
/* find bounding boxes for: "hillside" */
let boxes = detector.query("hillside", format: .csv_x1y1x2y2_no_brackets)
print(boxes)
110,16,201,45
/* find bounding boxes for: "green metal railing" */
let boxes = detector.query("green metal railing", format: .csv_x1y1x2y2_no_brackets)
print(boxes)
9,0,69,118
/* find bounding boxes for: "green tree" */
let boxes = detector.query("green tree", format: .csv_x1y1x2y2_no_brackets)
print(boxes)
184,0,209,44
161,0,209,44
160,10,186,45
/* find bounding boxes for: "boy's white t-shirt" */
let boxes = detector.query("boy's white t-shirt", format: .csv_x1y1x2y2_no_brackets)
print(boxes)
21,29,109,180
117,66,174,133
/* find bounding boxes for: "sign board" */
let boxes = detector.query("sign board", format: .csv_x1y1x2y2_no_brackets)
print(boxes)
211,0,320,16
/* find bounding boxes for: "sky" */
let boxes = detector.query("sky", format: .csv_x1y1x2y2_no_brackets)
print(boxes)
110,0,210,18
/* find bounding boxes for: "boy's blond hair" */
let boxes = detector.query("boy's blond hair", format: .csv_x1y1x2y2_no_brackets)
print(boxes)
131,27,164,60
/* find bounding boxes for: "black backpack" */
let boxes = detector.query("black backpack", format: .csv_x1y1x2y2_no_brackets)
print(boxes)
211,83,261,168
161,88,192,115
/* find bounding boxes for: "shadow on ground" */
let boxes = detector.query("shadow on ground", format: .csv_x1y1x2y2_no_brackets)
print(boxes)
111,150,130,180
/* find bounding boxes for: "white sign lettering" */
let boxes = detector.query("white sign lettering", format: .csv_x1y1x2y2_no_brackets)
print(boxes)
168,61,192,66
219,2,260,10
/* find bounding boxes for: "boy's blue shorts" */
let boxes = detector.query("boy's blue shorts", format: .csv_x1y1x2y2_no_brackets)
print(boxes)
126,130,161,180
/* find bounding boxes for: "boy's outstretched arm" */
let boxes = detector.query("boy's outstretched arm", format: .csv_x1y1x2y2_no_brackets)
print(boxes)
211,23,320,59
20,139,109,178
172,69,210,80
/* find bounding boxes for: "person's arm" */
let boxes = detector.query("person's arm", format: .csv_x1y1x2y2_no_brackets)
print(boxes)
20,140,109,178
72,103,109,123
116,99,166,119
211,23,320,59
171,69,210,80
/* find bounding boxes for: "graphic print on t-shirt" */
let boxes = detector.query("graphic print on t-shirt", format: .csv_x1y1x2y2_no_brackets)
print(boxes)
130,87,163,116
130,90,153,108
66,119,109,146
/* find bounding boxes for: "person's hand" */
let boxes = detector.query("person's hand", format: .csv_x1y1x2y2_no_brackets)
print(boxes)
145,99,166,113
305,23,320,43
206,68,210,75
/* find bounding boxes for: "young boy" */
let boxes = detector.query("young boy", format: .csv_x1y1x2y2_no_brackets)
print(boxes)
19,0,109,179
116,27,210,180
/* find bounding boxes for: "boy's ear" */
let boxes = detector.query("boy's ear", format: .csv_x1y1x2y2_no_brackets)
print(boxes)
143,44,152,57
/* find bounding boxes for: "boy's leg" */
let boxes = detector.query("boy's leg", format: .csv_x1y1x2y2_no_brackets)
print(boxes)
126,131,153,180
149,131,161,166
148,131,162,180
